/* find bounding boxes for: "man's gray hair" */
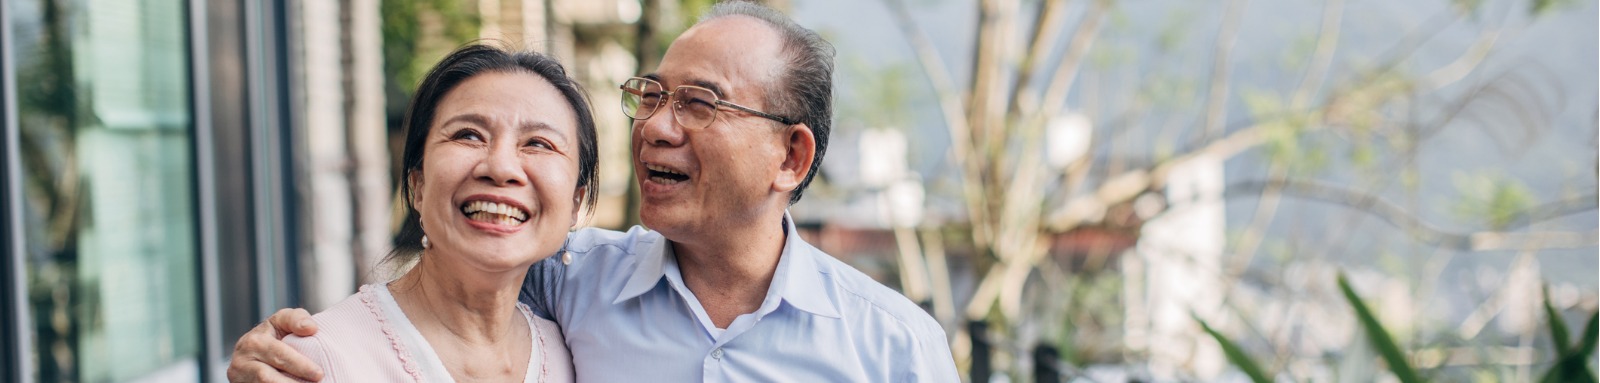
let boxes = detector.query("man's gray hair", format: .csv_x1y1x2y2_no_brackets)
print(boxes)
700,1,835,206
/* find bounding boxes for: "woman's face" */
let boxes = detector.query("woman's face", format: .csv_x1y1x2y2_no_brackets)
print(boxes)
412,71,582,272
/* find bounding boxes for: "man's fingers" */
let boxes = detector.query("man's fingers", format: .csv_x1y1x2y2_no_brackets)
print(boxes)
260,338,324,381
266,308,318,337
229,317,324,382
229,362,312,383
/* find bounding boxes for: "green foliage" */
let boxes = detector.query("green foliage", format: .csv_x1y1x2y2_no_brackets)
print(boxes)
1530,0,1580,17
1536,284,1599,383
1279,32,1318,72
1139,75,1197,110
1581,313,1599,362
1350,144,1377,169
841,59,917,131
1338,272,1425,383
1088,45,1136,70
1155,9,1194,53
1243,88,1330,173
1546,286,1572,349
1195,314,1272,383
381,0,479,118
1449,172,1535,231
1451,0,1484,18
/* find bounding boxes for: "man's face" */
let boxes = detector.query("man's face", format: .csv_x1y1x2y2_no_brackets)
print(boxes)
631,16,793,239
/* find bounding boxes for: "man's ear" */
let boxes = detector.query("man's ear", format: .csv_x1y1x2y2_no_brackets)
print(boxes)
773,123,816,193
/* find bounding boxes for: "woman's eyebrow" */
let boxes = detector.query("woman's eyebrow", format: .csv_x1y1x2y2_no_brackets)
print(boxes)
521,121,569,143
440,114,568,143
439,113,491,129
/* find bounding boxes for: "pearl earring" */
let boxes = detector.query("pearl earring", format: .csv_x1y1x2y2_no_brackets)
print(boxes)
419,219,430,250
560,231,574,265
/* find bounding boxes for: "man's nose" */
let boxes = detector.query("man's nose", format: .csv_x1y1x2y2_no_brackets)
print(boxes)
637,103,688,147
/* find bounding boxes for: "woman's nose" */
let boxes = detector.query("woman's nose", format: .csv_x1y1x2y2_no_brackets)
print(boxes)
476,142,527,186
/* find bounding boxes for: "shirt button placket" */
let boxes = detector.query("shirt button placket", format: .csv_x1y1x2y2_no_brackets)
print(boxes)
702,346,725,382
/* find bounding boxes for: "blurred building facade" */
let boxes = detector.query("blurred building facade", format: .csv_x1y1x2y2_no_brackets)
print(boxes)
1,0,309,381
0,0,639,381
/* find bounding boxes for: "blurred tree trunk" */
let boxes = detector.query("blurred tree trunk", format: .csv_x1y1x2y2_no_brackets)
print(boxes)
880,0,1598,379
298,0,391,308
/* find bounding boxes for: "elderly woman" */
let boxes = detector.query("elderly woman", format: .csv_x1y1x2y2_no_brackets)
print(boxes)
283,43,598,382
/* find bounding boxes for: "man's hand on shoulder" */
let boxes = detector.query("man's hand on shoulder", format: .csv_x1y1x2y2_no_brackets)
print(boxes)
226,308,324,382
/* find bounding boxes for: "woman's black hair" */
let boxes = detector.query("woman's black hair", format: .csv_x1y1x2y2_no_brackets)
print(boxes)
386,42,599,267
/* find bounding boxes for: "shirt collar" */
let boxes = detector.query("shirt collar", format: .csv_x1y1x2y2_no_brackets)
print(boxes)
613,233,670,304
770,212,841,318
611,211,841,319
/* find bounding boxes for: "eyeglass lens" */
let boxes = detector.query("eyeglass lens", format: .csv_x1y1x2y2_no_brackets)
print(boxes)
622,78,720,129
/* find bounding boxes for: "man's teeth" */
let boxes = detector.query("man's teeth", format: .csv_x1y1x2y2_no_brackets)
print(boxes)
649,175,684,185
646,164,686,177
461,201,528,223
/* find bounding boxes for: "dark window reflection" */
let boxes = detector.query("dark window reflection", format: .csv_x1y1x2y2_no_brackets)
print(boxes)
12,0,199,381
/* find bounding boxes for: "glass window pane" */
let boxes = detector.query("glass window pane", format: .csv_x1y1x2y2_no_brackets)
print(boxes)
11,0,199,381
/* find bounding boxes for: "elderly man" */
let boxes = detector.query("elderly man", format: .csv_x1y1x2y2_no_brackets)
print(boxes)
228,1,957,381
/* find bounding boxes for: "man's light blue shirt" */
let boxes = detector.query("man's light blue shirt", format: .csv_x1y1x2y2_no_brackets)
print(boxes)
521,213,958,382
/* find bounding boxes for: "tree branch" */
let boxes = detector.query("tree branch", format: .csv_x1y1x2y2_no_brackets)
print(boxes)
1224,178,1598,251
880,0,995,250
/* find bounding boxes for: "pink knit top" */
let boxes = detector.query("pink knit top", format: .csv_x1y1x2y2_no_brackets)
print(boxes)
284,284,574,382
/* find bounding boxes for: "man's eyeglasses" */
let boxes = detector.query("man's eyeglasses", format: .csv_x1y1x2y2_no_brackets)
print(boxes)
620,77,797,130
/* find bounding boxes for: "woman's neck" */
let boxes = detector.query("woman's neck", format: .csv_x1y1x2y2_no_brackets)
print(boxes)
387,253,525,345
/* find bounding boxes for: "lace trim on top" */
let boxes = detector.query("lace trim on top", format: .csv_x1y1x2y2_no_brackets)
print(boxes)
516,302,548,383
357,284,426,382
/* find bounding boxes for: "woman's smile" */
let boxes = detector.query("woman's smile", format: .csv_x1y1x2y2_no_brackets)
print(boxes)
457,195,533,234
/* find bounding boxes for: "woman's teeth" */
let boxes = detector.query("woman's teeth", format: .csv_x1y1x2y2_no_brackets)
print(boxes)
461,201,528,225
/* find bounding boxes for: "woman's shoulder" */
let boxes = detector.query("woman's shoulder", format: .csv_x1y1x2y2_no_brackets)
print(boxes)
285,285,425,382
312,288,386,330
521,303,575,382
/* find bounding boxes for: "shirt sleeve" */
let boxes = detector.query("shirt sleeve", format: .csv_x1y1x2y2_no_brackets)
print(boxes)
902,321,960,383
520,255,567,321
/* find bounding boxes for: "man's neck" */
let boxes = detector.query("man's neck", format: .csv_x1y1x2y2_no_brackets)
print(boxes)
671,212,789,329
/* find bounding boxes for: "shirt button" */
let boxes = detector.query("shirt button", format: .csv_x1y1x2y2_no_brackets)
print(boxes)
710,348,724,360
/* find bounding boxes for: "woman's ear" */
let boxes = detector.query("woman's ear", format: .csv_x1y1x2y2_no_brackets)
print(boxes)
408,170,425,208
570,186,587,224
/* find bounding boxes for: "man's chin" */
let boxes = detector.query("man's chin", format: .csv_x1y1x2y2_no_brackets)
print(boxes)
638,209,690,233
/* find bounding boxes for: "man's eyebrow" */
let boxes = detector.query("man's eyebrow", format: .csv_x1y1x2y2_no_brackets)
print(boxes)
642,73,727,98
687,79,725,98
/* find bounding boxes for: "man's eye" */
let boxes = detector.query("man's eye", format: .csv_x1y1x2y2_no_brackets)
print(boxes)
641,93,663,106
685,96,716,109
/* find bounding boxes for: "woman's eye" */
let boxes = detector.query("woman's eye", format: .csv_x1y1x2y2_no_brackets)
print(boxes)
526,139,553,150
453,129,484,142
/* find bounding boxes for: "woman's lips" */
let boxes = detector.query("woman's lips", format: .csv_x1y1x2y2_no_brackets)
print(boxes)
458,197,531,233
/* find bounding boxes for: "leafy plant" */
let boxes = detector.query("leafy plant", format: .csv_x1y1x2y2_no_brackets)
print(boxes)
1195,314,1271,383
1338,272,1425,383
1537,285,1599,383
